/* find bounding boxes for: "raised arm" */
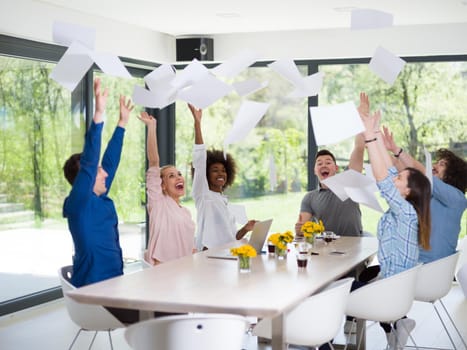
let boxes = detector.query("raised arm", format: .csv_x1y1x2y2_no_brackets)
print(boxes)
93,78,108,124
189,103,204,145
138,112,159,168
362,111,393,181
382,126,426,173
349,92,368,172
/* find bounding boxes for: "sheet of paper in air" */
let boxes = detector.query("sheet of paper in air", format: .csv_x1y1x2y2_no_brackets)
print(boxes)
90,51,131,79
49,41,94,92
171,59,209,90
144,64,178,108
269,154,277,191
233,78,268,97
424,147,433,190
132,85,160,108
363,163,375,182
309,101,364,146
52,21,96,50
288,71,324,98
350,9,394,30
224,100,270,147
228,204,248,225
369,46,406,85
345,186,384,213
321,169,383,212
177,74,232,109
268,58,304,88
211,49,259,78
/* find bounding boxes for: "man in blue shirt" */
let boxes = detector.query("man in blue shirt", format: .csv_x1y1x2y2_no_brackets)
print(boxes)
63,78,133,287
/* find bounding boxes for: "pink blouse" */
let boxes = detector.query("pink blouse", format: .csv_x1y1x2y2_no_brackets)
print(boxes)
144,166,195,265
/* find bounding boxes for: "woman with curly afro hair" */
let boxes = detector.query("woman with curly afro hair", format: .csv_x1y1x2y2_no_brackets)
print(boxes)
189,104,257,251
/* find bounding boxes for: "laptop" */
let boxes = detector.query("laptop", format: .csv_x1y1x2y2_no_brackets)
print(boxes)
207,218,273,260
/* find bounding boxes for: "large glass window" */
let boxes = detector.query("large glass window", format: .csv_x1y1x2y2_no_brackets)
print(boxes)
0,56,75,303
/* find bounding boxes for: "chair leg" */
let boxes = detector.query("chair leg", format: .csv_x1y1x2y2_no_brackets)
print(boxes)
343,318,356,350
107,330,114,350
436,299,467,349
68,328,83,350
88,331,98,350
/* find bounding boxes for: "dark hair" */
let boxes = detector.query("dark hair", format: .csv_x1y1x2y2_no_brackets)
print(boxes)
63,153,81,185
206,149,237,188
435,148,467,193
405,167,431,250
315,149,336,163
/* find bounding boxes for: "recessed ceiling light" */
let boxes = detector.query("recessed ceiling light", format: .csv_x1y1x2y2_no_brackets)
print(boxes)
216,12,241,18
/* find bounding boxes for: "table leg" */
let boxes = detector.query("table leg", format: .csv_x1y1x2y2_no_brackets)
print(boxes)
271,314,287,350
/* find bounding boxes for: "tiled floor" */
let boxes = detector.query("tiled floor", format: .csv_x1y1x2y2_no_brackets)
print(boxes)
0,284,465,350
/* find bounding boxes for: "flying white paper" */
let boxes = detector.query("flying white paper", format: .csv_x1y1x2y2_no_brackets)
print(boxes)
351,9,394,30
369,46,406,85
52,21,96,50
321,169,383,212
224,100,270,146
268,58,304,88
171,59,209,90
309,101,364,146
49,41,94,92
211,49,259,78
90,51,131,79
288,72,324,98
233,79,268,97
177,74,232,109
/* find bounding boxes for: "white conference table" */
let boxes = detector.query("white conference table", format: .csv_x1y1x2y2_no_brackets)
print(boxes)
68,236,377,350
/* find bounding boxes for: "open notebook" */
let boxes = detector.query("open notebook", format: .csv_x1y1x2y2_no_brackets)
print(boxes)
207,218,273,260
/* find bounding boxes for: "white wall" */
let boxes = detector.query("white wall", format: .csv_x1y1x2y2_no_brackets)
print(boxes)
1,0,466,65
0,0,174,63
213,23,467,61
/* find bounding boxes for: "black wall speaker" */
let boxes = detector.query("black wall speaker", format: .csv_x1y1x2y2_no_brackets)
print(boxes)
176,38,214,61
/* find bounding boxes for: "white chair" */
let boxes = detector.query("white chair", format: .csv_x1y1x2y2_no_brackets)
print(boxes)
344,264,421,350
59,265,125,350
124,313,250,350
413,252,467,349
457,262,467,299
252,277,354,349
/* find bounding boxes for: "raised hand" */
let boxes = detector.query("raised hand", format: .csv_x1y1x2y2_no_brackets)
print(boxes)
357,92,370,117
118,96,134,128
382,126,399,154
137,111,156,128
188,103,202,123
93,78,109,122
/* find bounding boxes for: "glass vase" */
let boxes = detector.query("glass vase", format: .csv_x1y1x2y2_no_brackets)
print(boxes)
275,247,287,260
305,235,315,245
238,256,251,273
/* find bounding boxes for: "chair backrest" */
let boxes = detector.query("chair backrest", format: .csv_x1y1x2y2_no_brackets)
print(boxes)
125,313,250,350
415,251,460,302
455,262,467,299
346,264,421,323
59,265,124,331
253,277,354,347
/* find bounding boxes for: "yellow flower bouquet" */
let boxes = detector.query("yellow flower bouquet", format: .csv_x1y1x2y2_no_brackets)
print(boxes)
301,220,325,244
268,231,294,259
230,244,257,273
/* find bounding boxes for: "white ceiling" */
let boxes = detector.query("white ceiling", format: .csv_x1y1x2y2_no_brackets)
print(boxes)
36,0,467,36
